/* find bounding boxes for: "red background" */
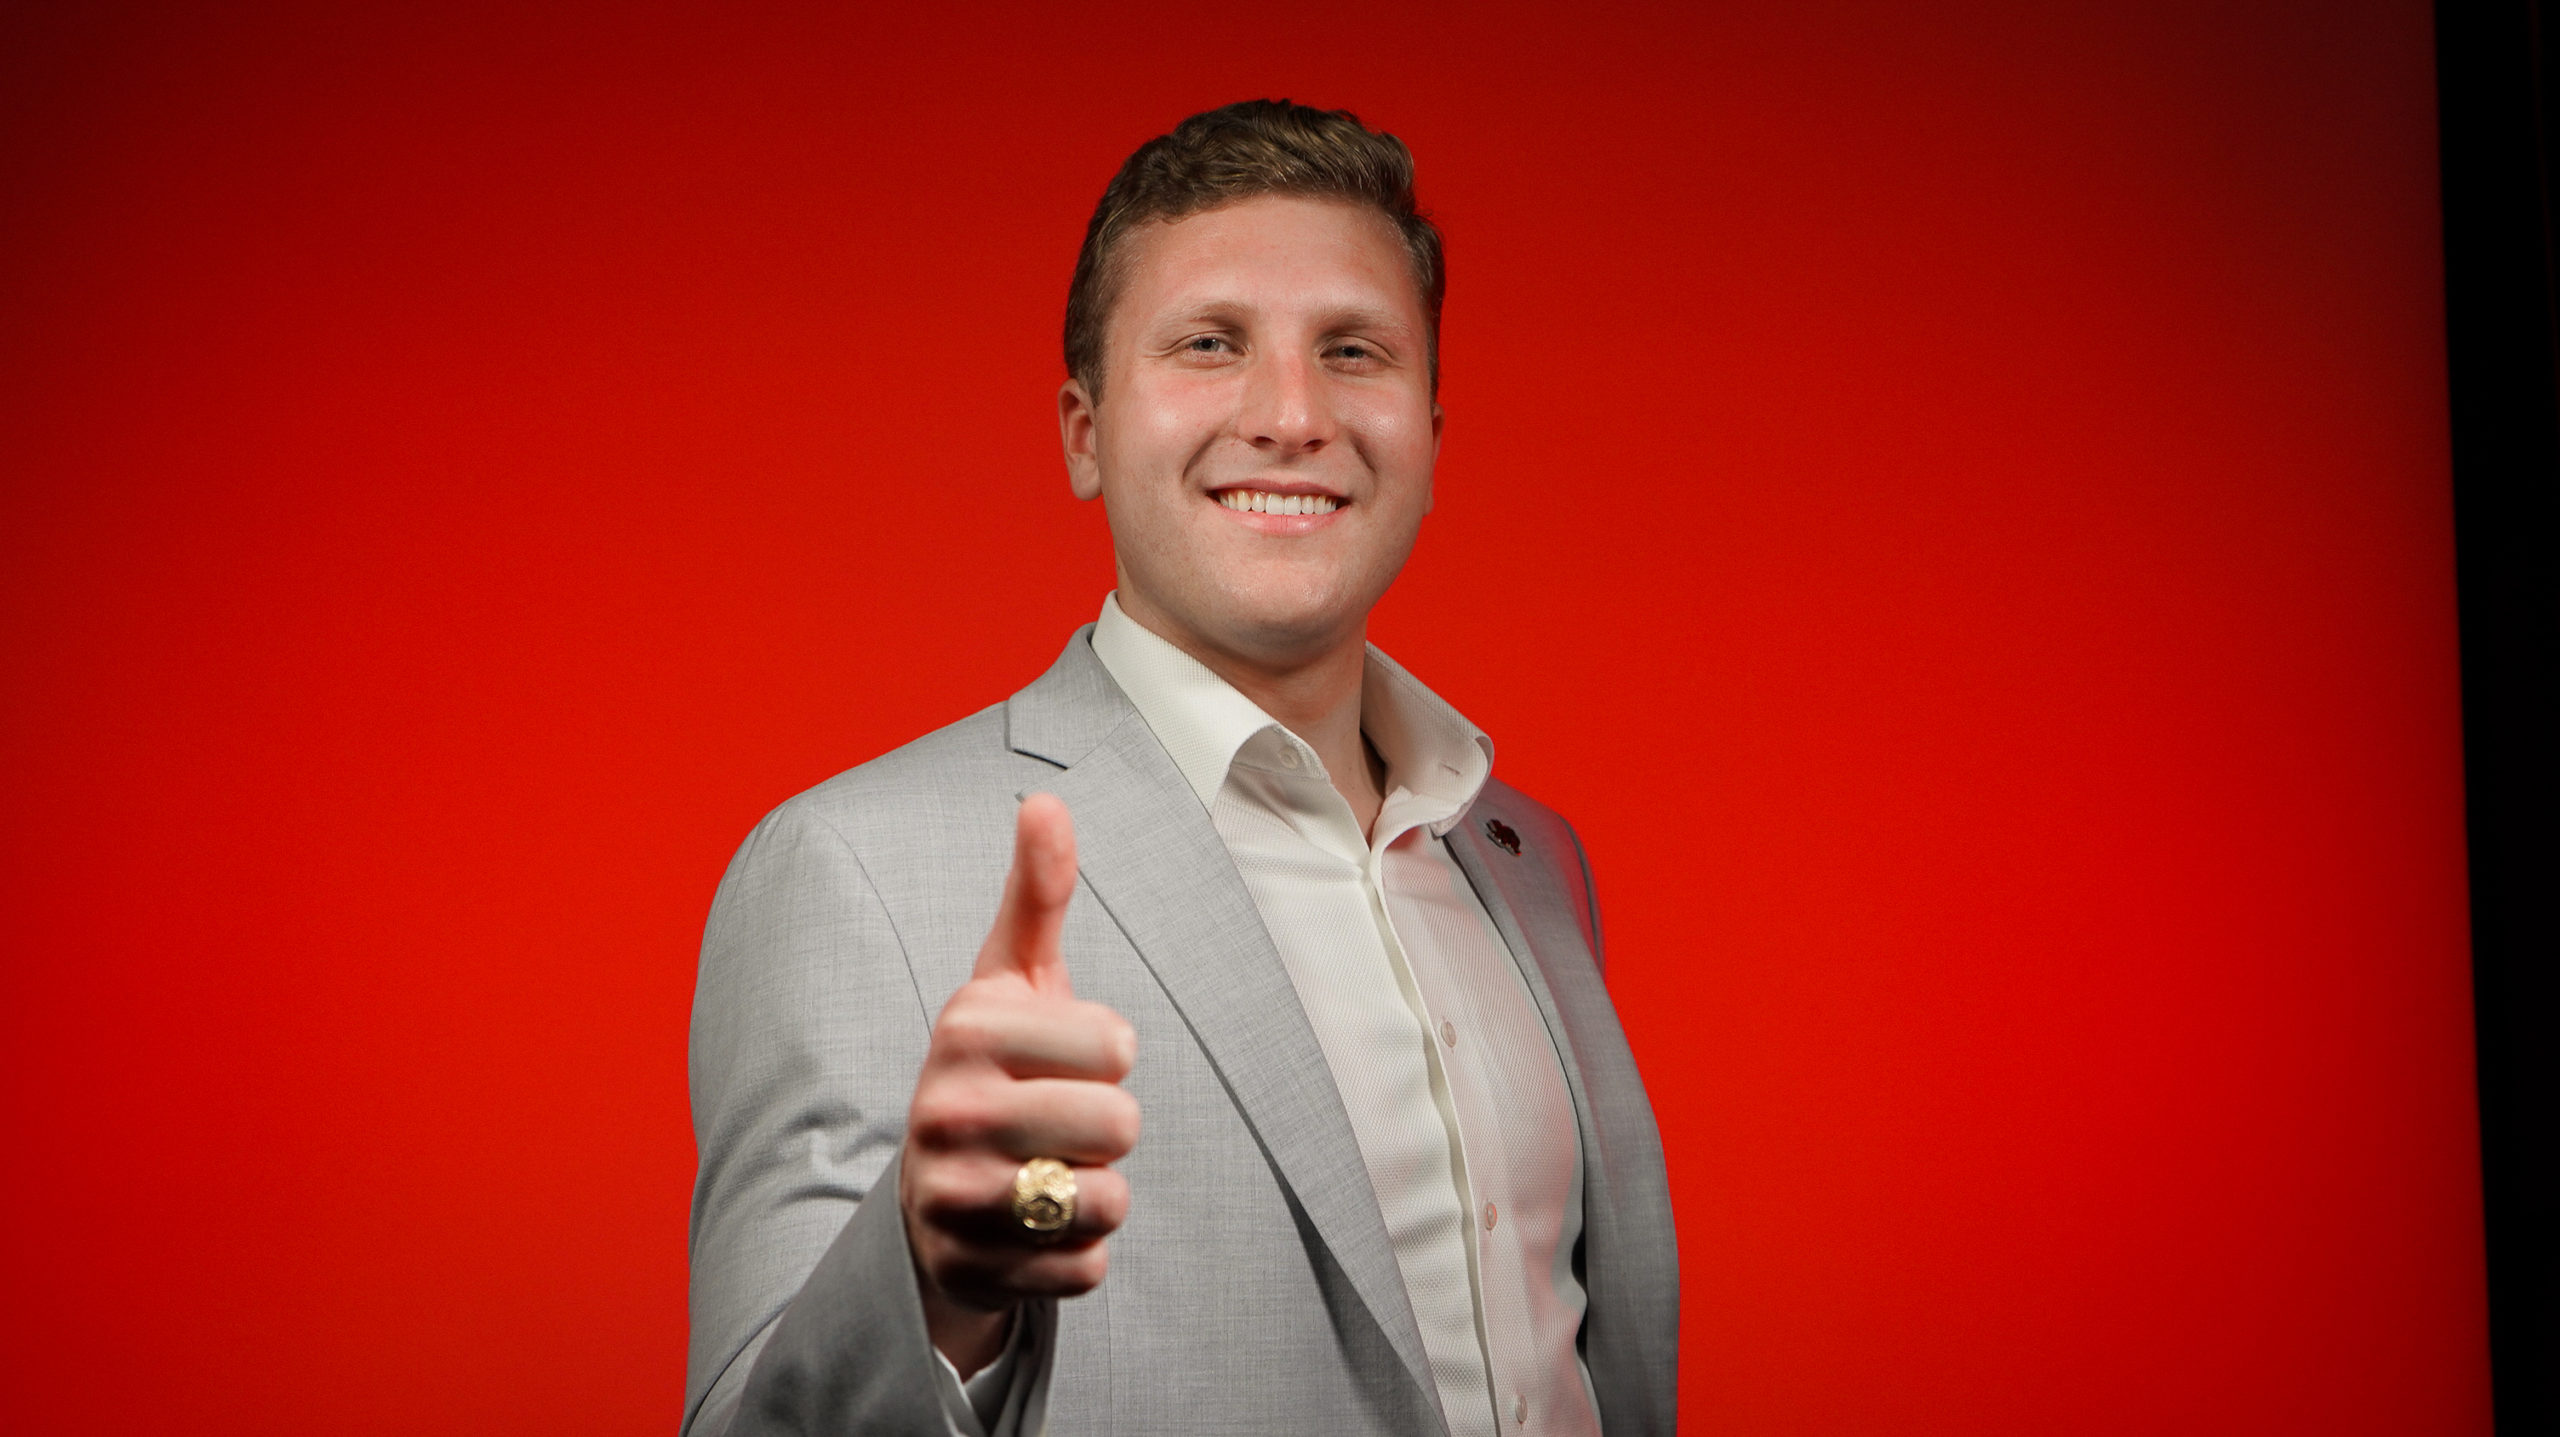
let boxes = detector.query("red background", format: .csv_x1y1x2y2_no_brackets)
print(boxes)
0,1,2487,1431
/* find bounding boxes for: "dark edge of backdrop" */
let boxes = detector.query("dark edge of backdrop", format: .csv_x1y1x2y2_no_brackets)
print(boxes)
2436,2,2559,1433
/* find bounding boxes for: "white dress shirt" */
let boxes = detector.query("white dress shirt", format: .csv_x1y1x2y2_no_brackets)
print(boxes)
1092,595,1598,1437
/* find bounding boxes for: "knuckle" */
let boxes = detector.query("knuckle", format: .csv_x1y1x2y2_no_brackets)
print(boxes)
1061,1244,1111,1291
1080,1170,1131,1231
1020,1245,1107,1298
1078,1006,1137,1075
908,1166,969,1222
932,1002,998,1059
1100,1091,1142,1153
906,1087,982,1148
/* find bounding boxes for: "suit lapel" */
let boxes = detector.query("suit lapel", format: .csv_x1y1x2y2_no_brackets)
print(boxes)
1008,636,1441,1418
1447,788,1682,1437
1442,799,1616,1243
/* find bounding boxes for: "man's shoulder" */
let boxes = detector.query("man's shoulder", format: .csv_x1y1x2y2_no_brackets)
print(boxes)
747,626,1124,860
765,701,1048,848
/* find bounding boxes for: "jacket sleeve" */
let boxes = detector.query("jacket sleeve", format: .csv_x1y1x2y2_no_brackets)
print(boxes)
683,797,1054,1436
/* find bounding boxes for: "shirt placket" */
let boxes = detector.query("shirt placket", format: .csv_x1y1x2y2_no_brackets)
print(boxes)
1258,733,1507,1437
1364,818,1504,1437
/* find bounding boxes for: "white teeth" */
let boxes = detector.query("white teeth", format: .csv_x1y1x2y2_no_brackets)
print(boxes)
1217,490,1339,515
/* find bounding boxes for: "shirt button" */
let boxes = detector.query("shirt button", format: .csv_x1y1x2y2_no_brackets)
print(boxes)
1278,746,1300,769
1482,1200,1499,1231
1439,1018,1458,1048
1513,1394,1528,1424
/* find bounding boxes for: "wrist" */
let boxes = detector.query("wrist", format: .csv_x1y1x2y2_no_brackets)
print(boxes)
919,1283,1014,1378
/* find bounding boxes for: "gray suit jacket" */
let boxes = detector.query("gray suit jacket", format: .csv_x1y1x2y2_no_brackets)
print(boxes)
686,630,1678,1436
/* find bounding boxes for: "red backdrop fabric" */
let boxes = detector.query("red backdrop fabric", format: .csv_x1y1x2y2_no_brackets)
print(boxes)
0,1,2487,1431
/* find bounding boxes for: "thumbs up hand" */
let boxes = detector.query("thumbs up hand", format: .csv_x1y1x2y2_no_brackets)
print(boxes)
900,795,1140,1374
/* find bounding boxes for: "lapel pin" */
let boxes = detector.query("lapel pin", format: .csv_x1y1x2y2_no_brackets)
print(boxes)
1484,818,1522,855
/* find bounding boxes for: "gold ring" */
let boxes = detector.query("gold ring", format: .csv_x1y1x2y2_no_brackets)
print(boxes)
1011,1157,1076,1239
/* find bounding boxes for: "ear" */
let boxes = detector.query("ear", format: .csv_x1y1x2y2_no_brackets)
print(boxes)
1425,400,1443,514
1059,379,1103,501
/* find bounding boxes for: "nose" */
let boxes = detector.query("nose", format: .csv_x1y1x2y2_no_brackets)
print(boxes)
1237,348,1335,457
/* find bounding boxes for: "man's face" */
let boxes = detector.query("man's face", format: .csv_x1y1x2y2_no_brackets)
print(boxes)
1059,195,1441,670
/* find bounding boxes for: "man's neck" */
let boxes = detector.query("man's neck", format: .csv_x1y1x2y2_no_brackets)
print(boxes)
1113,593,1389,837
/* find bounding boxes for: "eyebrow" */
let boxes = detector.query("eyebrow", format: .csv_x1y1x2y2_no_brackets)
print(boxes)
1317,305,1412,334
1152,300,1417,335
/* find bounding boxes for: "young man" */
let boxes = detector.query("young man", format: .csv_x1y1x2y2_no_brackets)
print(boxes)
686,101,1676,1437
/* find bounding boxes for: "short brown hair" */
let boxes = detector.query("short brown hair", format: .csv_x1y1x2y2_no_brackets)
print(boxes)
1063,99,1445,400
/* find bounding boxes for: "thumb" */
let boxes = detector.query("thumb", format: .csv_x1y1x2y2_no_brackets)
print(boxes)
975,793,1078,997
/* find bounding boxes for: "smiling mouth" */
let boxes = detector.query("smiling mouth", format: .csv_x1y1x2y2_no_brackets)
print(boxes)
1215,489,1342,516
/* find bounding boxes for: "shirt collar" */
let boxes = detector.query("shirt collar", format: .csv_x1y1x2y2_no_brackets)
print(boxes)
1089,592,1496,837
